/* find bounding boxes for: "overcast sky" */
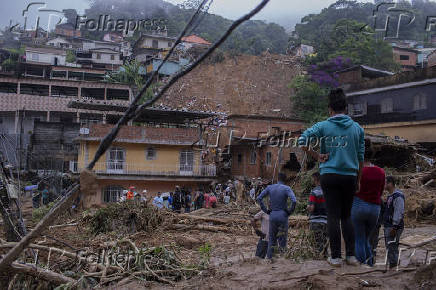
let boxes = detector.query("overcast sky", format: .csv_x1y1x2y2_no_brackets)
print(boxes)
0,0,374,31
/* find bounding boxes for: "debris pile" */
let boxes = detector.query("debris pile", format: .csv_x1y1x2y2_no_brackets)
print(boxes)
160,53,302,118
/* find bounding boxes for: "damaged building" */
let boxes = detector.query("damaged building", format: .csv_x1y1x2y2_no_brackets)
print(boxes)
0,76,132,169
346,67,436,147
69,100,216,206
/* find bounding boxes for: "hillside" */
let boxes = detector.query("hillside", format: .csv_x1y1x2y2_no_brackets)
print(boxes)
82,0,290,55
159,53,302,118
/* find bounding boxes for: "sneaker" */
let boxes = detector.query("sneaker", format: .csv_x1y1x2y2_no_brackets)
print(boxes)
346,256,360,266
327,257,342,267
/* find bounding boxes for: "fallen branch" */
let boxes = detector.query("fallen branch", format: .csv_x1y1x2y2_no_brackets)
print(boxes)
339,267,417,276
171,224,231,233
87,0,271,169
48,223,78,229
0,185,80,272
0,242,121,272
11,262,76,285
177,213,246,225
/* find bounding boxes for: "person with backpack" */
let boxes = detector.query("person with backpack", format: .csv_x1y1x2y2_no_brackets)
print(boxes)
383,176,405,269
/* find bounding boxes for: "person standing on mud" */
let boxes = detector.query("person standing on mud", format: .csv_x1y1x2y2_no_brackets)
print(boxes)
383,176,405,269
257,173,297,261
351,139,385,266
299,88,364,267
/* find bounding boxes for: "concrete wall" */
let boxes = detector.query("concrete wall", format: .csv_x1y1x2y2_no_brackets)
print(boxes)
92,52,122,65
141,37,172,49
25,51,66,66
78,140,201,175
364,120,436,143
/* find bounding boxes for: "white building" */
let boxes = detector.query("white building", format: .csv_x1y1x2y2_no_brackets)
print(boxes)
46,37,73,49
25,47,66,66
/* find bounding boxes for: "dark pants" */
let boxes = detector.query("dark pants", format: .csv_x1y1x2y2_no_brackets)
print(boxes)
255,238,268,259
321,173,356,259
185,206,191,213
351,197,380,266
384,227,403,267
310,222,328,257
267,210,288,259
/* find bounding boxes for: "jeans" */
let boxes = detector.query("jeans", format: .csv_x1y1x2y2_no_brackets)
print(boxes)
267,210,288,259
321,173,356,259
384,227,403,267
351,197,380,266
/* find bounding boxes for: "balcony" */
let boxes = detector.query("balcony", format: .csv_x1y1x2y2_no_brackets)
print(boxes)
73,162,216,177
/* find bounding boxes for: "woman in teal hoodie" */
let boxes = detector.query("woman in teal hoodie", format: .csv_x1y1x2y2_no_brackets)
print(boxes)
299,88,365,267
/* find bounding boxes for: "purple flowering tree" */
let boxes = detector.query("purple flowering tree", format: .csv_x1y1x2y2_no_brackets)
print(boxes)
308,56,353,88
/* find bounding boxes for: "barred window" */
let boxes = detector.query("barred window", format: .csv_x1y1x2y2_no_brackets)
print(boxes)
103,186,124,203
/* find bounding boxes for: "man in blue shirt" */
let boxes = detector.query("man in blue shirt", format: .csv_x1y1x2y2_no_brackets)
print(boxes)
257,173,297,260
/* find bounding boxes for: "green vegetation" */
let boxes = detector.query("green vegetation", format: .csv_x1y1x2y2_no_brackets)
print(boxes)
66,50,76,63
106,60,145,89
32,202,55,222
1,47,25,72
290,75,329,125
83,0,289,55
198,242,212,267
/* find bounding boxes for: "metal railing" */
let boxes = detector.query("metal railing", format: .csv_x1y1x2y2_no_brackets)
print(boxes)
72,162,216,177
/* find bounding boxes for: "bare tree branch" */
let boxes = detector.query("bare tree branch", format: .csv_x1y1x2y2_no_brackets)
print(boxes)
87,0,270,170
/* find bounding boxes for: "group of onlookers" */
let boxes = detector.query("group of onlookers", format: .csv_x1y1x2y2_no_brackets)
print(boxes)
252,88,405,268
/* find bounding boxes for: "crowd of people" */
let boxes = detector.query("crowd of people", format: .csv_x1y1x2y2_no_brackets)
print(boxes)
252,89,405,268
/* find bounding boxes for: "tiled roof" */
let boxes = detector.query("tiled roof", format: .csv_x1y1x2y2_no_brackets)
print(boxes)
181,35,211,45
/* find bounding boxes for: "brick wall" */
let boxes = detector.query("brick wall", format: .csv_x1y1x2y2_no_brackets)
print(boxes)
88,123,200,144
337,68,362,85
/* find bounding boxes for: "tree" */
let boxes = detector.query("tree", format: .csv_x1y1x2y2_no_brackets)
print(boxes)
66,50,76,63
327,19,400,71
290,75,329,125
105,60,155,104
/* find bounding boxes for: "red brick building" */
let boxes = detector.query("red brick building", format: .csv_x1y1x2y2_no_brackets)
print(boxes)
393,47,417,71
55,23,81,38
216,115,305,181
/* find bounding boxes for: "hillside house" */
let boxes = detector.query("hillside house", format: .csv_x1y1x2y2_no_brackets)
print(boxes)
393,46,418,71
181,35,211,49
216,115,305,181
74,109,216,206
346,67,436,145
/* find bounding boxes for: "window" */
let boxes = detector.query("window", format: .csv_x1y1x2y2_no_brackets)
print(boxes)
168,42,173,48
380,98,393,113
250,150,257,165
413,93,427,111
103,185,124,203
107,147,125,173
145,147,157,160
31,53,39,61
110,54,115,60
96,53,101,59
237,153,242,164
348,102,367,117
152,40,159,48
266,152,272,166
399,55,409,61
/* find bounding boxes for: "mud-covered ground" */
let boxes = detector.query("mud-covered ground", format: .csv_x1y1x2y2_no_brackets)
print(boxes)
2,196,436,289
